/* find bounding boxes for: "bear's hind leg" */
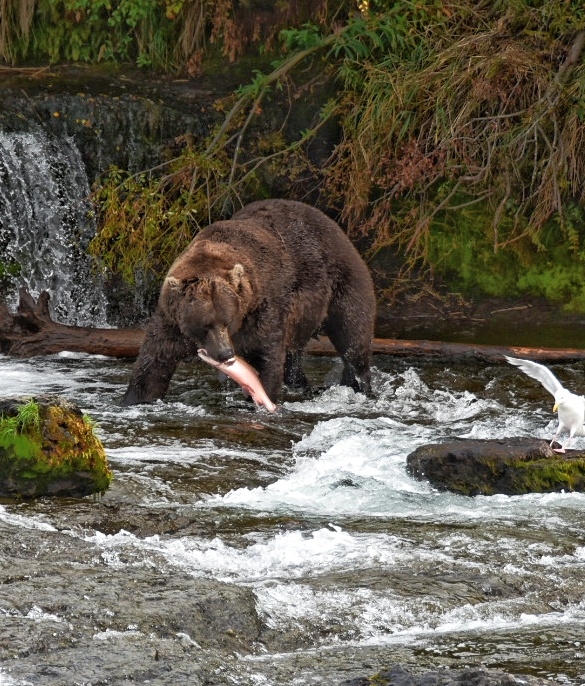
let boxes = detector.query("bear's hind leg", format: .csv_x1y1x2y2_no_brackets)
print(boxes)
284,350,309,389
339,355,371,396
323,300,374,396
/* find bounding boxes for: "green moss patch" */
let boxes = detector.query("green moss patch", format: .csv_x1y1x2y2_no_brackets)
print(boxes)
0,396,112,498
507,457,585,495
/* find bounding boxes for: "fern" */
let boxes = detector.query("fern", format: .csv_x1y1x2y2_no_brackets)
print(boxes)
0,400,40,443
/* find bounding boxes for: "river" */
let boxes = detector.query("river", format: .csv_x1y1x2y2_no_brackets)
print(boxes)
1,351,584,685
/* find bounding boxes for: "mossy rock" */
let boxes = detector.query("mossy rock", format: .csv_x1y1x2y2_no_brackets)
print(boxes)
406,437,585,496
0,396,112,498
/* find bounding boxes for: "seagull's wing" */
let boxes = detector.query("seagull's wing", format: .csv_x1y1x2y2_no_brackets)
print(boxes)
504,356,564,397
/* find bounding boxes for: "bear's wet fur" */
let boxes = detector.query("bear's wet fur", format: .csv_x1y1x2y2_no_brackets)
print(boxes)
122,199,376,406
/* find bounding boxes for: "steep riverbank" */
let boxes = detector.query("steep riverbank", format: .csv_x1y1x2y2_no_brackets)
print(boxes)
377,287,585,350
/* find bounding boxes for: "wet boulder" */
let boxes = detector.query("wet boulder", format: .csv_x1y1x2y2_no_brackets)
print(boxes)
0,395,111,498
339,664,558,685
406,437,585,496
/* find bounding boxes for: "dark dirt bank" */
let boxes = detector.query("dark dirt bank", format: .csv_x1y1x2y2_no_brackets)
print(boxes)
376,287,585,351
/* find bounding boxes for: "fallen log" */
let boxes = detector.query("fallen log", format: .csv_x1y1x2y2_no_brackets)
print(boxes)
308,337,585,362
0,289,143,358
3,289,585,362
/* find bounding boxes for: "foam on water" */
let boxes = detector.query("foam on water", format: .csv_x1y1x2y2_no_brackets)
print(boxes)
0,355,124,405
84,526,403,581
106,443,271,468
257,584,585,645
208,405,585,523
0,505,56,532
0,605,64,624
197,367,583,524
0,671,33,686
3,355,585,672
84,511,585,580
207,415,433,516
356,600,585,645
283,366,505,424
0,355,209,428
77,518,585,648
0,359,73,396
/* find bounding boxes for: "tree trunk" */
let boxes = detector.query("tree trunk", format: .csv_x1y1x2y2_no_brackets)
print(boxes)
3,289,585,362
0,290,143,358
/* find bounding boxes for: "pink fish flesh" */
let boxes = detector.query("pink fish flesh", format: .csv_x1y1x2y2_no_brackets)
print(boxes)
197,349,277,413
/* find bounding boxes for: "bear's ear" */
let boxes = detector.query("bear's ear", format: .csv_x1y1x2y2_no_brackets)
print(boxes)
228,264,245,288
166,276,200,292
165,276,182,291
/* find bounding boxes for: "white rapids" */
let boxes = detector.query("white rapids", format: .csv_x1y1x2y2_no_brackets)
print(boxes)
1,352,585,684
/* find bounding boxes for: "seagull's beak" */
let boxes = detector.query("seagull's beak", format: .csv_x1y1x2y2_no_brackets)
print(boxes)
553,402,559,413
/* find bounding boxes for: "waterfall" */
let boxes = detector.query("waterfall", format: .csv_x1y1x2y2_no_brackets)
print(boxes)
0,127,108,326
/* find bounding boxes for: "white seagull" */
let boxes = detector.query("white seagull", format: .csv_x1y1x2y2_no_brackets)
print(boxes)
505,356,585,453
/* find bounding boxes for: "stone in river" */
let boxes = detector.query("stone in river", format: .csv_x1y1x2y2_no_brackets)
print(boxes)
339,664,559,685
0,395,111,498
406,437,585,496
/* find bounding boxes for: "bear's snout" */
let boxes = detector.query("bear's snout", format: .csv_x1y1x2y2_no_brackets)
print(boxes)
204,327,235,363
212,345,235,363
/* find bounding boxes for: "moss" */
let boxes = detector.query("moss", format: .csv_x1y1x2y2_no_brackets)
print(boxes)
481,453,585,495
5,434,41,461
509,457,585,494
0,400,41,459
426,197,585,312
0,397,112,498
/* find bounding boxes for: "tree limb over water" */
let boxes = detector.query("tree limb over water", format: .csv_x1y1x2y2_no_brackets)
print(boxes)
3,290,585,363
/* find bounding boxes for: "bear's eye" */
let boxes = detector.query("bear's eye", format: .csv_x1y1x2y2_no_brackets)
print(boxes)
191,325,211,338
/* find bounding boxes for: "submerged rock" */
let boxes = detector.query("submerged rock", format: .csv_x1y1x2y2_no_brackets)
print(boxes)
339,664,558,685
406,437,585,496
0,395,111,498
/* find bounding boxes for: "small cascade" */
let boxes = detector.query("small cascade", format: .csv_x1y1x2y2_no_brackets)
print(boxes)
0,126,108,326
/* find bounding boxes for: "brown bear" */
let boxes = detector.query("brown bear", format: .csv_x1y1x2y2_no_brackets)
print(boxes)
122,199,376,406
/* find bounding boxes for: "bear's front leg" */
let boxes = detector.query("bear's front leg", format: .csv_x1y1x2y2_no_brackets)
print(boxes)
122,315,189,406
245,342,287,404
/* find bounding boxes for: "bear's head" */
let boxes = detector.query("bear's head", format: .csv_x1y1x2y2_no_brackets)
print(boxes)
160,261,252,363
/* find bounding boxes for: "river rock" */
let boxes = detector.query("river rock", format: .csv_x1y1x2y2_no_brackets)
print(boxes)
339,664,558,685
406,437,585,496
0,395,111,498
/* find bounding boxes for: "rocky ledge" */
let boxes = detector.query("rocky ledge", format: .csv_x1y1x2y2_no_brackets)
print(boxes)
340,664,557,685
406,437,585,496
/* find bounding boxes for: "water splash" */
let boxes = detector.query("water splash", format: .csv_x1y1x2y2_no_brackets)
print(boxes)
0,127,108,325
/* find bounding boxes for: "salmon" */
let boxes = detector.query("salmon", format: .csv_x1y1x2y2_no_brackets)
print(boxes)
197,349,277,413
